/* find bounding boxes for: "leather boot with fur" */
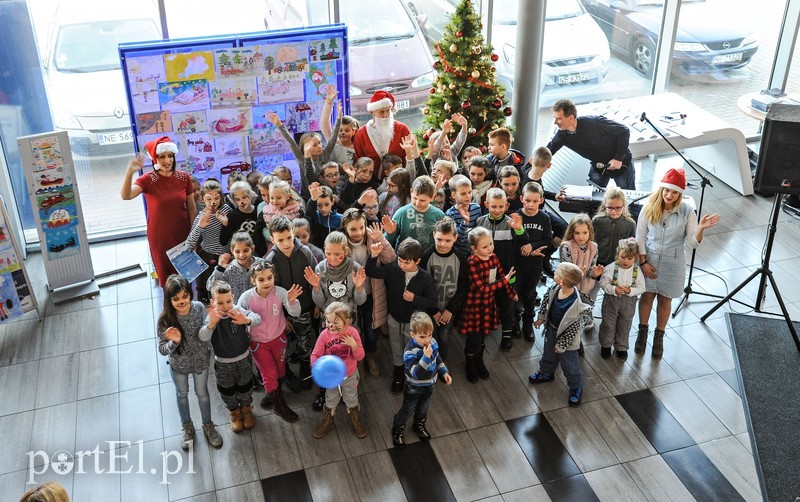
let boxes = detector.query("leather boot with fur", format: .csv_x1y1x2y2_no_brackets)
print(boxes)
273,386,299,423
240,405,255,430
229,407,244,433
348,405,367,438
313,407,335,438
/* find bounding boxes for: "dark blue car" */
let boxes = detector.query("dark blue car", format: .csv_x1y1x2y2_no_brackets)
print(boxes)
584,0,758,77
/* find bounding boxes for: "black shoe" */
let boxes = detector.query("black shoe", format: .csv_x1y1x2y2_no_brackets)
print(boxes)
477,343,490,380
260,393,274,409
569,387,583,407
616,350,628,360
528,372,555,384
500,334,513,351
601,347,612,359
465,354,479,384
312,389,325,411
522,325,535,343
273,386,299,423
391,424,406,447
413,418,431,441
283,366,303,394
391,365,405,394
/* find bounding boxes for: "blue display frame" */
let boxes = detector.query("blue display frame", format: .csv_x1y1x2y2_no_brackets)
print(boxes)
119,24,349,189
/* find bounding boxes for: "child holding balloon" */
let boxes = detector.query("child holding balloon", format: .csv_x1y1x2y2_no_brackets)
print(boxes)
311,302,366,439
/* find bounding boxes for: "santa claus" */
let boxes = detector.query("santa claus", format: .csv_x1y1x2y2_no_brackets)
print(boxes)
353,90,411,180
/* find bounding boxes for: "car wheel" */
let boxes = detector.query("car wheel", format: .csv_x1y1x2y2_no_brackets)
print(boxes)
632,37,655,77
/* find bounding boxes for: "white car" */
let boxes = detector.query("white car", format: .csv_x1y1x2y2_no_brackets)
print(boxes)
43,0,162,159
407,0,611,106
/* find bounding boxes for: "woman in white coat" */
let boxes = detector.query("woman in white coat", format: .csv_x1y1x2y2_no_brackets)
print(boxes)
634,168,720,358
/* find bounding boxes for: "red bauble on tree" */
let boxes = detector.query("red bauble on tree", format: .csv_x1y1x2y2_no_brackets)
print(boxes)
430,88,436,94
433,61,442,70
503,106,513,116
491,53,499,62
492,98,503,109
461,100,471,110
456,31,463,37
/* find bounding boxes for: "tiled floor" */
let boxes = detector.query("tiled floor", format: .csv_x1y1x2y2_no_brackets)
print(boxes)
2,155,798,501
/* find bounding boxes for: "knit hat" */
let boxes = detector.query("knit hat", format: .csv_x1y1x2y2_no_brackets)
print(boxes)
366,90,395,113
144,136,178,163
660,167,686,194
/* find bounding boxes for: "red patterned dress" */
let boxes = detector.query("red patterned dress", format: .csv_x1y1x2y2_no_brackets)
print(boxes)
459,253,517,335
134,169,193,286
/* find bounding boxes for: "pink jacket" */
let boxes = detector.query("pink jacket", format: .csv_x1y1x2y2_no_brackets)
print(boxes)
310,325,364,377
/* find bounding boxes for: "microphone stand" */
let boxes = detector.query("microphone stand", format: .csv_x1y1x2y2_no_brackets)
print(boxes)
639,113,723,317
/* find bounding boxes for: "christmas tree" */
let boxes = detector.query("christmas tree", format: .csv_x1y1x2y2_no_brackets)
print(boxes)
419,0,510,153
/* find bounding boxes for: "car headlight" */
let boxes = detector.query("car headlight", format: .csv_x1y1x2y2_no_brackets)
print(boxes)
411,71,435,88
503,43,515,65
53,110,82,130
741,33,758,46
349,85,363,96
674,42,706,52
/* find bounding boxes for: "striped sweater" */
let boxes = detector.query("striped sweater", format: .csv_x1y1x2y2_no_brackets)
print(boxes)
403,337,448,388
186,206,231,255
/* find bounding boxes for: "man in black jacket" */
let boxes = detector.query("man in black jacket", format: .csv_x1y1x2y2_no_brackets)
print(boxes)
547,98,635,190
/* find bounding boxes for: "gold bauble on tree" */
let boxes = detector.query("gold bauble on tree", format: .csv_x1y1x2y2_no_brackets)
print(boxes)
448,83,456,90
422,107,430,115
471,45,482,54
449,43,458,53
471,70,480,79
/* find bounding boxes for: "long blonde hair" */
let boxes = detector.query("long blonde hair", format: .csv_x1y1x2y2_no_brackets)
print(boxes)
643,187,683,225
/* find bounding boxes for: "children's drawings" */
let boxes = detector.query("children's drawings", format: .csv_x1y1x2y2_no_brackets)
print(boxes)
44,205,78,230
126,55,167,114
210,76,258,108
258,76,304,105
35,169,71,192
249,129,291,157
45,226,80,260
164,52,216,82
182,133,215,156
158,80,209,112
307,62,337,101
136,111,172,135
309,38,342,61
214,137,247,162
262,41,309,77
0,273,23,322
252,105,285,130
215,47,264,77
171,111,208,134
31,136,65,171
206,108,252,135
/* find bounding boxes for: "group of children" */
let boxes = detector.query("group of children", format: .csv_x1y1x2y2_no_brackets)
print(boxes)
156,101,714,450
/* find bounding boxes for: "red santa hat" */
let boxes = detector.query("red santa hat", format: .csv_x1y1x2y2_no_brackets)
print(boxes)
366,90,396,113
660,167,686,194
144,136,178,163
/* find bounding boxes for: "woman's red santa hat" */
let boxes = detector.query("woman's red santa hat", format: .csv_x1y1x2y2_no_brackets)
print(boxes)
660,167,686,194
144,136,178,163
366,90,396,113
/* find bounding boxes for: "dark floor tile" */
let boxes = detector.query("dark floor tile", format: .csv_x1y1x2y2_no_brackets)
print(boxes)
388,441,455,502
662,445,746,502
260,469,313,502
541,473,600,502
717,368,742,397
615,389,695,454
506,413,581,483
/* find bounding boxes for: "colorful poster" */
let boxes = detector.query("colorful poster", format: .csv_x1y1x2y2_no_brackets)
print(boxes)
210,76,258,108
158,80,210,112
309,37,343,62
126,55,167,114
206,108,252,135
34,169,72,192
30,136,66,171
214,47,263,77
164,52,216,82
252,104,285,130
0,272,23,323
182,133,215,157
36,185,75,213
167,241,208,283
136,111,172,135
306,62,337,102
284,102,322,135
44,226,80,260
249,129,291,157
171,111,208,134
257,75,304,104
262,41,309,76
214,136,247,162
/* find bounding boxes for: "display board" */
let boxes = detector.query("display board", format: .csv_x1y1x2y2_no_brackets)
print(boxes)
119,25,349,192
17,131,97,301
0,195,39,321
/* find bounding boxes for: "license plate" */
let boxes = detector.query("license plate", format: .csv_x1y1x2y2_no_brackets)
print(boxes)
98,130,133,145
712,52,743,64
395,99,411,110
557,72,592,84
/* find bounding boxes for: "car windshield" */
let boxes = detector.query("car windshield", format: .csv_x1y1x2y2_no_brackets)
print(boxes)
54,19,161,72
337,0,417,45
495,0,585,25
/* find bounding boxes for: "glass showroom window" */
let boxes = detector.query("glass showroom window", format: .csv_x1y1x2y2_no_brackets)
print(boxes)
668,0,784,138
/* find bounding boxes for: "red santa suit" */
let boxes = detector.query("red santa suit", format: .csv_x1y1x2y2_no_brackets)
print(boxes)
353,90,411,180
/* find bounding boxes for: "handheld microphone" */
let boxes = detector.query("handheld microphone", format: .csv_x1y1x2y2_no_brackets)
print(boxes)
640,112,646,122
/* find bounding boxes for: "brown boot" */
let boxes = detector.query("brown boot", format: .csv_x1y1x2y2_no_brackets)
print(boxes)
365,352,381,377
348,405,367,438
273,386,299,423
313,407,335,438
634,324,648,354
652,329,665,359
241,405,255,430
229,407,244,433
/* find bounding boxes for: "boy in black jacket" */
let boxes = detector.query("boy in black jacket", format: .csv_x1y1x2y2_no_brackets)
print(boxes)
516,182,552,342
366,237,438,394
264,216,318,398
420,217,468,362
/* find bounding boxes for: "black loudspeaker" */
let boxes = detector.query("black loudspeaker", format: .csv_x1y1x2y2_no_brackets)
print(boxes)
754,104,800,196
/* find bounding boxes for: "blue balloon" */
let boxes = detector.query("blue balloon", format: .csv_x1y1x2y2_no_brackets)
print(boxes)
312,355,347,388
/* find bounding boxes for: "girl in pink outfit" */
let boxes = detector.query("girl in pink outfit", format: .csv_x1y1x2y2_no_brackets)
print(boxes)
237,262,302,423
311,302,366,439
260,180,303,222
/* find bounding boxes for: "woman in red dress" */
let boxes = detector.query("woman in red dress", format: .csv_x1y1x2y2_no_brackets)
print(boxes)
121,136,197,287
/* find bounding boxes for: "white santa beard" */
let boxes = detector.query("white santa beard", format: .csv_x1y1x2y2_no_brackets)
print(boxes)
373,116,395,142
